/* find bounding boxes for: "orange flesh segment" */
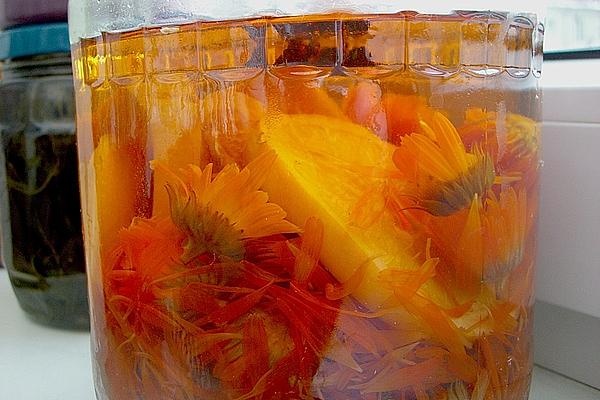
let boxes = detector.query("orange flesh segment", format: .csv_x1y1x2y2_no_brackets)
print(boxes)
88,136,142,260
258,114,418,310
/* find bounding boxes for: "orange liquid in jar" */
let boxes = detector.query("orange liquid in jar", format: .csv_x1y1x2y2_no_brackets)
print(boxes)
73,11,540,400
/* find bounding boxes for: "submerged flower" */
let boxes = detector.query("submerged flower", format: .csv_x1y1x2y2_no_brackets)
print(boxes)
105,209,339,399
480,189,528,282
393,111,496,216
460,108,541,187
153,151,299,262
432,188,528,288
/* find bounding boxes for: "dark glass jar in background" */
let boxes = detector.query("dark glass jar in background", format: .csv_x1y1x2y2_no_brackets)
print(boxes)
0,23,88,330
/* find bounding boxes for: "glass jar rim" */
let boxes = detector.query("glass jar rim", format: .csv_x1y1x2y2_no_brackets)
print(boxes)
68,0,544,43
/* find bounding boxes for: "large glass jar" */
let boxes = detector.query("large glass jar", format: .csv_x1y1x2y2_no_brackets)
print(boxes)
0,23,89,329
70,1,543,399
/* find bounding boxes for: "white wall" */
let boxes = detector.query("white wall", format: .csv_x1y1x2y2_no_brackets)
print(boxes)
536,59,600,319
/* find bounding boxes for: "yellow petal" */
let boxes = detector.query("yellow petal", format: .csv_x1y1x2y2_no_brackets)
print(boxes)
430,112,470,172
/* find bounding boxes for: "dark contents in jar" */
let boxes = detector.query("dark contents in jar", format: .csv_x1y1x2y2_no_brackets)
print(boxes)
2,131,88,329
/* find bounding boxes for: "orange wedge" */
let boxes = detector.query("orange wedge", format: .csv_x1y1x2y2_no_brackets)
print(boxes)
87,136,146,262
258,114,416,310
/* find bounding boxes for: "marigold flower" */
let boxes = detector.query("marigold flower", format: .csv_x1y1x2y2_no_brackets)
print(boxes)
432,188,528,288
393,112,496,216
154,151,299,262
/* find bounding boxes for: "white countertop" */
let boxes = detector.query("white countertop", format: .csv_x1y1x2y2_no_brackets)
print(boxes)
1,268,598,400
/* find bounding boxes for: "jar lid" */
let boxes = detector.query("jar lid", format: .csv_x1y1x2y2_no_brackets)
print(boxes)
0,22,69,60
1,0,68,29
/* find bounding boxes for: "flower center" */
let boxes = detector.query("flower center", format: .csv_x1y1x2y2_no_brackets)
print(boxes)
173,203,245,262
422,150,495,216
